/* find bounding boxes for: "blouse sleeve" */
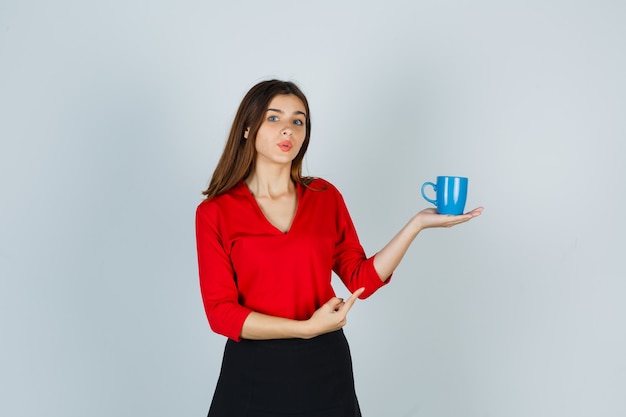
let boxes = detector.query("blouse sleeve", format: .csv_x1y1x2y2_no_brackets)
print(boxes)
331,187,391,299
195,202,252,341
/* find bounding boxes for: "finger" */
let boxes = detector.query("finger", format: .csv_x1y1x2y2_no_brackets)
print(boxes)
450,209,482,224
467,207,484,216
439,216,467,227
342,288,365,312
325,297,344,310
455,215,475,225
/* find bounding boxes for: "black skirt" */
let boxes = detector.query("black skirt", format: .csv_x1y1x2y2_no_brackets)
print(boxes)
207,329,362,417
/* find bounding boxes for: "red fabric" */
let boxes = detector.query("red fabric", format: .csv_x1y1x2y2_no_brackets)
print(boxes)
195,178,390,341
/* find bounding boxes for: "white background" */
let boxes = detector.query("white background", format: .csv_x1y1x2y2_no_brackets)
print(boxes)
1,1,625,416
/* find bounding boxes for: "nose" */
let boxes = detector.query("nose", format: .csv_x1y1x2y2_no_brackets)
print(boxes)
281,125,293,136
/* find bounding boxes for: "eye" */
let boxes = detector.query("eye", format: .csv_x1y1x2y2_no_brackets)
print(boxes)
268,115,279,122
293,119,304,126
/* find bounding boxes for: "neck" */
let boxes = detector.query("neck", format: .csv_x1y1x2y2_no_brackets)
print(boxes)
245,165,294,198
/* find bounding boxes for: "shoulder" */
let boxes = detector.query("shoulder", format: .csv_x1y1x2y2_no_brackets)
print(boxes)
302,177,346,207
303,177,343,198
196,182,248,219
306,177,340,194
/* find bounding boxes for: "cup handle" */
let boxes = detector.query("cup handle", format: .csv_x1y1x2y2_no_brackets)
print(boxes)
421,182,437,206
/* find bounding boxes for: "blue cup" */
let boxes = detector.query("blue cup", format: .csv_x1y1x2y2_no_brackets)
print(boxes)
421,176,468,215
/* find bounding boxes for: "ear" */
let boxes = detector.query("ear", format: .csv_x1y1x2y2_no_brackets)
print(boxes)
244,127,250,139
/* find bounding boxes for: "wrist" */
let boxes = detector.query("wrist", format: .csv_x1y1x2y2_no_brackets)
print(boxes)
300,319,317,339
409,215,425,234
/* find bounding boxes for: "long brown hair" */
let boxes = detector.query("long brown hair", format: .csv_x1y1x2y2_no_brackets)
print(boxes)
202,80,314,199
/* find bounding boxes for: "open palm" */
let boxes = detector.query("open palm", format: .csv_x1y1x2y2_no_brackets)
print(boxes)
415,207,484,229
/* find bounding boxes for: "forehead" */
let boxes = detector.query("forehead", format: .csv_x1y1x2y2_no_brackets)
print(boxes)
267,94,306,113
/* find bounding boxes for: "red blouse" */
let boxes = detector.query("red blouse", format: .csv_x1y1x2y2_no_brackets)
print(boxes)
195,178,390,341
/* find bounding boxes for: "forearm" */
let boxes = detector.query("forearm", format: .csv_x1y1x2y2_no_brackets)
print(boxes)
240,291,361,341
240,311,314,340
373,215,422,281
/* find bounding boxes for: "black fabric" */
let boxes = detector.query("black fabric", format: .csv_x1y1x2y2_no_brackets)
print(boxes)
207,329,362,417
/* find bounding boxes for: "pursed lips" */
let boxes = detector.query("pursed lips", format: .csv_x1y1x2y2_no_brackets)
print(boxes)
278,141,293,151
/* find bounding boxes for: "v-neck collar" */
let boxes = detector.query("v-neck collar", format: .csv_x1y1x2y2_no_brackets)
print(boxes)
241,181,303,235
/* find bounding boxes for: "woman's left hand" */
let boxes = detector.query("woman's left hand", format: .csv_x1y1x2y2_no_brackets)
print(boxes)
413,207,484,231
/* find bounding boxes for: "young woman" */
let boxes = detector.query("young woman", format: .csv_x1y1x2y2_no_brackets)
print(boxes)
196,79,482,416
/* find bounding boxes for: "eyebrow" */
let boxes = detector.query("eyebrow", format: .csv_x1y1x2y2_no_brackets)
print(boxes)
267,108,307,117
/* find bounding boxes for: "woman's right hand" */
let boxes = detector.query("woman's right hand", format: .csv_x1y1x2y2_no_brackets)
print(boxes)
304,287,365,338
240,288,366,340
